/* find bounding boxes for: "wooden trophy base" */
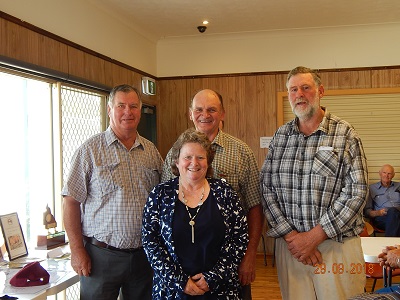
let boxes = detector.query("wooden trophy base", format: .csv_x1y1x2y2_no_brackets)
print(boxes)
36,231,67,250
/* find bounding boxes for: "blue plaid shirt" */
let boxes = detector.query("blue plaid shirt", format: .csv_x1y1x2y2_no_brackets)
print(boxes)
260,108,368,242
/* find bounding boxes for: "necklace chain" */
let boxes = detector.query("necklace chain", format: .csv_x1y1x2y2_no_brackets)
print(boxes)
180,181,205,243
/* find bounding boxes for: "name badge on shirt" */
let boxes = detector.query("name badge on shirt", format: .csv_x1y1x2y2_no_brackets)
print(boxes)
318,146,334,151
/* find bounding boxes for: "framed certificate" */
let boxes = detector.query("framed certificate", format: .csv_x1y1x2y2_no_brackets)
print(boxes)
0,213,28,260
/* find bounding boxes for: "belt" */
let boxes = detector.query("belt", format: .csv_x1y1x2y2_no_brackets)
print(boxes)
83,236,142,253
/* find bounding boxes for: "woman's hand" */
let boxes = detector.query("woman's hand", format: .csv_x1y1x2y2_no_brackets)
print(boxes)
184,274,209,296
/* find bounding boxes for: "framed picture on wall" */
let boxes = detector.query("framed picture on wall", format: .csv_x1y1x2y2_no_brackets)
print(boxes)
0,213,28,260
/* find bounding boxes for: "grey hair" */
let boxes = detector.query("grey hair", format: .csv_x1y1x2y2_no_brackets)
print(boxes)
286,66,321,89
108,84,142,107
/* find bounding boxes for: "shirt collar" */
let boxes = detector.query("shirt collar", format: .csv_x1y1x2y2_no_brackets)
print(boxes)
317,107,330,134
105,126,144,150
211,130,225,149
289,106,329,136
378,181,394,189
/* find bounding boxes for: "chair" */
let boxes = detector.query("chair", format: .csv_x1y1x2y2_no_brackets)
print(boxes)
364,217,385,236
261,234,276,267
261,234,267,266
365,263,400,292
372,225,386,237
360,221,374,237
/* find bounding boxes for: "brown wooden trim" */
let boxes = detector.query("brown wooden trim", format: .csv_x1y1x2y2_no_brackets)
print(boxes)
158,71,288,80
0,10,154,78
159,66,400,80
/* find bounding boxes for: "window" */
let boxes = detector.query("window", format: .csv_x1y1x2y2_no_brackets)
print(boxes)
0,70,107,247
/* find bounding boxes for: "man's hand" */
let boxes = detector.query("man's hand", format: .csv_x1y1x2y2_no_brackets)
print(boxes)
371,208,388,217
239,204,263,285
284,226,327,266
285,231,322,266
71,247,91,277
238,251,256,286
379,246,400,268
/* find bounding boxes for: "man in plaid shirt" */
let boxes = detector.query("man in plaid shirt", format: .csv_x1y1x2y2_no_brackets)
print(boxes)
261,66,368,299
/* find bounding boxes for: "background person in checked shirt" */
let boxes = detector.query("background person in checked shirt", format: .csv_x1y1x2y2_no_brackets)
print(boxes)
161,89,263,300
365,164,400,236
62,85,163,300
260,66,368,300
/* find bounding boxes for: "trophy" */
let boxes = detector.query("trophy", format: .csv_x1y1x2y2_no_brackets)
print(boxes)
36,205,66,249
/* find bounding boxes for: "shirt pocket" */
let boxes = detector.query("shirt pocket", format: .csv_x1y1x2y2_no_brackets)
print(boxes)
214,167,239,191
312,150,338,178
140,165,160,194
94,162,120,196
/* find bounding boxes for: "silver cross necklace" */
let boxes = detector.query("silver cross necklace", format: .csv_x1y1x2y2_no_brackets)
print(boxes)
180,182,205,243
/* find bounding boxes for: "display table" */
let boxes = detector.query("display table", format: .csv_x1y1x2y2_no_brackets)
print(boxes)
361,237,400,263
0,246,79,300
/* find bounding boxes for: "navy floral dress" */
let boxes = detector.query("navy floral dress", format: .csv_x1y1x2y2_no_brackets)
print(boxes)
142,177,248,299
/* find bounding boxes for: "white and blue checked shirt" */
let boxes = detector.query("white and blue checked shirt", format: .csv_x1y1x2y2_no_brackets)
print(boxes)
62,127,163,249
260,108,368,242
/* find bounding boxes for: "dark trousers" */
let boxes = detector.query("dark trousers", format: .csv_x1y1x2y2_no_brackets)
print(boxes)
242,284,252,300
374,207,400,237
80,242,152,300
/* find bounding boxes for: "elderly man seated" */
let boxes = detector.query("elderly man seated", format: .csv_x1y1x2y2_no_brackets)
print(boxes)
364,164,400,237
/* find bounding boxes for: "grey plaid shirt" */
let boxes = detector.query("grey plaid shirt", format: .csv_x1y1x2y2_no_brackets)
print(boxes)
161,130,261,213
260,108,368,242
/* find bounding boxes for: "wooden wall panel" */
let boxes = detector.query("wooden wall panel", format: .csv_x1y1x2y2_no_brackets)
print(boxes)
372,69,400,88
275,73,287,92
37,35,69,73
67,46,106,85
104,61,134,88
320,71,342,90
158,79,188,158
0,19,68,73
243,75,260,156
320,70,374,90
338,70,371,89
256,75,277,165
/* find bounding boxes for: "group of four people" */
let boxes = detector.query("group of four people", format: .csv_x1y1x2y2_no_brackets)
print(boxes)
62,66,399,300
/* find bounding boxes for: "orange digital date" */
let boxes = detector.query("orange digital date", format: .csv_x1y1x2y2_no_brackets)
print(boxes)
314,263,375,275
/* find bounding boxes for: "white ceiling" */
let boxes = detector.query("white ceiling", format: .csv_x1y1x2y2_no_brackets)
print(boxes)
87,0,400,41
